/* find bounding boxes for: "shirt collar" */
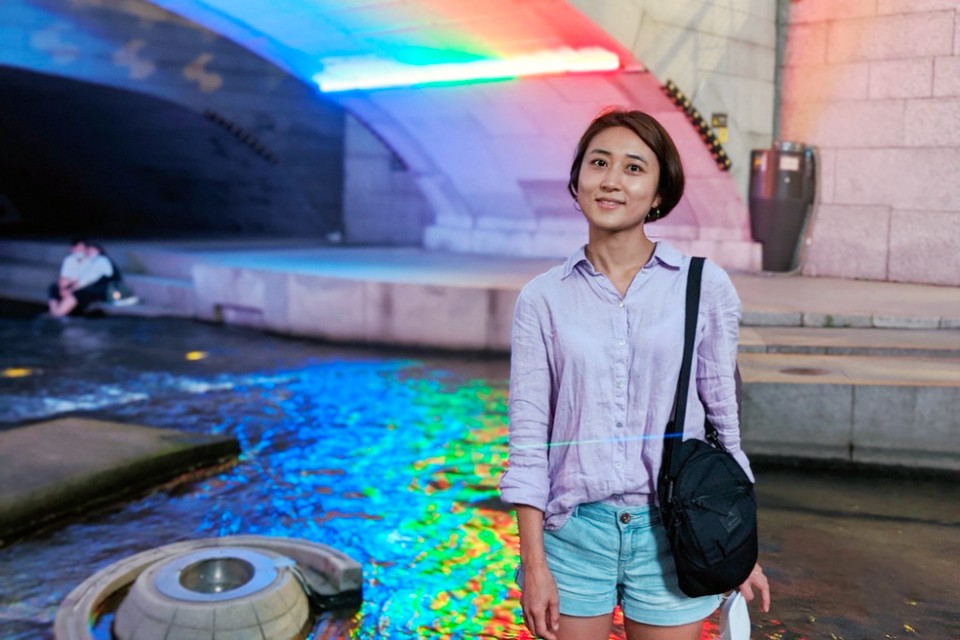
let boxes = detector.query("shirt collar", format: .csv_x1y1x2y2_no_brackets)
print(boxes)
560,245,590,279
650,241,683,269
561,241,683,279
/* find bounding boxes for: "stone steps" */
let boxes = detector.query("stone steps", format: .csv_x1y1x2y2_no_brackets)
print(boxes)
742,326,960,358
738,351,960,471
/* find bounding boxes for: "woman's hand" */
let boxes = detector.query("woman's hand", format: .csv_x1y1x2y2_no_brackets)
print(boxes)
737,563,771,613
521,563,560,640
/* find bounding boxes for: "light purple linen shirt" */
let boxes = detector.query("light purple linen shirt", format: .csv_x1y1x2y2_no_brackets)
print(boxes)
499,242,754,530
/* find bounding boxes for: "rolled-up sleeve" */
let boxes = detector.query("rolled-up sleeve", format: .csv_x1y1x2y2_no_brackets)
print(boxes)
696,262,755,483
499,285,554,510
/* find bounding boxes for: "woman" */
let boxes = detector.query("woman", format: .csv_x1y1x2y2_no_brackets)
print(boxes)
499,109,770,640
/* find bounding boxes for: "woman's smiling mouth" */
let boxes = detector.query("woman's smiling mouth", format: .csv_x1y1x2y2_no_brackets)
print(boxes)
595,197,624,208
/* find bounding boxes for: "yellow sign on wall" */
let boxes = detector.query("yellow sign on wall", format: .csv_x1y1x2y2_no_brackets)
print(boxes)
711,113,728,144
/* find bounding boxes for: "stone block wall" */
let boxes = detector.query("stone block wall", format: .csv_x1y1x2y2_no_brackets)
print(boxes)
782,0,960,286
568,0,779,199
342,115,430,245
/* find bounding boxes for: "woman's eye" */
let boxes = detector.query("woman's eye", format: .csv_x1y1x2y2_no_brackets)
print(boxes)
627,164,642,173
591,158,607,167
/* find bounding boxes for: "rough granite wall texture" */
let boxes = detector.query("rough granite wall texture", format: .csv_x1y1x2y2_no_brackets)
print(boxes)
568,0,779,201
781,0,960,286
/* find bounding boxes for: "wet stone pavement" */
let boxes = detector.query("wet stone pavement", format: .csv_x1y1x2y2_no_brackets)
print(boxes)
0,305,957,639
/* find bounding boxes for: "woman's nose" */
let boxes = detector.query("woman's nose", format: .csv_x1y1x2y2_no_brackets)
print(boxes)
600,172,620,190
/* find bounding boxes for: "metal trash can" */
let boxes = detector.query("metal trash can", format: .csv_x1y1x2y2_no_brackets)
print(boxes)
748,141,817,272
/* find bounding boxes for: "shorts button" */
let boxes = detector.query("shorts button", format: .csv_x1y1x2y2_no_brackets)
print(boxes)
619,513,631,524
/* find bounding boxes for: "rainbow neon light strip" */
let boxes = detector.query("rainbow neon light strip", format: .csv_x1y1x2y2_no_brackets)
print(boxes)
143,1,630,93
313,46,621,92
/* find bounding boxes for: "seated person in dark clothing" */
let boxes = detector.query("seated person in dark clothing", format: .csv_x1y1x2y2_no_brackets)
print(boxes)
47,238,88,314
50,243,114,317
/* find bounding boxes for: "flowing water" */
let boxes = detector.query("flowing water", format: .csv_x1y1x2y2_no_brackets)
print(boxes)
0,309,957,639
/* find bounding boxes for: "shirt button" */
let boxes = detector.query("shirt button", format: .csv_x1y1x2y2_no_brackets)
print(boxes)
618,301,625,308
616,422,623,428
615,462,623,469
618,339,625,346
620,513,631,524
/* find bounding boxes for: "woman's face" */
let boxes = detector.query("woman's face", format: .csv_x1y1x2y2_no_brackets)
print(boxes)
576,126,661,236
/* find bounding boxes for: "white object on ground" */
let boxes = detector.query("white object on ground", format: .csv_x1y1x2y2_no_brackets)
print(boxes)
720,591,751,640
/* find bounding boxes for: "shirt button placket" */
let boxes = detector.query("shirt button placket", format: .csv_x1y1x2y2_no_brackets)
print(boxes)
616,299,629,477
614,298,628,468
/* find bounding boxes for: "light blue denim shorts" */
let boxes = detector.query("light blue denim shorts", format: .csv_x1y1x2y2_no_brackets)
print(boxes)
517,502,721,624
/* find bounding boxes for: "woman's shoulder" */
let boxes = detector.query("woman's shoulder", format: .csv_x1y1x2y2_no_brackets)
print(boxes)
669,247,738,306
699,256,734,286
519,263,567,296
696,257,740,309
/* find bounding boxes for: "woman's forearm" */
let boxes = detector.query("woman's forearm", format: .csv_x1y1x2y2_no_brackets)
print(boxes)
515,504,548,570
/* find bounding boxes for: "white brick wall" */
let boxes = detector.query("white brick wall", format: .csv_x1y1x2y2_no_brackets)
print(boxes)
804,204,892,280
905,98,960,146
783,1,960,284
889,210,960,285
934,55,960,95
826,12,954,62
868,58,934,99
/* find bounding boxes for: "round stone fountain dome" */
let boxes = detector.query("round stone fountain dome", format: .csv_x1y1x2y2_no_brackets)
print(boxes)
54,535,362,640
114,546,309,640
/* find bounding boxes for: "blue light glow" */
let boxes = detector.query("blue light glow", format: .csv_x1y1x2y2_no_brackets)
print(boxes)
312,46,621,92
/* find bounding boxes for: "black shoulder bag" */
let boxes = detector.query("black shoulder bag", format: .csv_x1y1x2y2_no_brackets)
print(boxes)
657,257,758,598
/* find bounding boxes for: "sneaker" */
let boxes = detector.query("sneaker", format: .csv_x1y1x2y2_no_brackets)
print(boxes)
111,296,140,307
719,591,750,640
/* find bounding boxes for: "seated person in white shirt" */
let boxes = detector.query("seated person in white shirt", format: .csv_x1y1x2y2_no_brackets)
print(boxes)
50,243,114,317
47,238,88,314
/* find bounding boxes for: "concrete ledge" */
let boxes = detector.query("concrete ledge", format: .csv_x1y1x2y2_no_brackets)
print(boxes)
0,418,240,544
732,272,960,330
3,241,959,339
740,353,960,472
192,262,522,351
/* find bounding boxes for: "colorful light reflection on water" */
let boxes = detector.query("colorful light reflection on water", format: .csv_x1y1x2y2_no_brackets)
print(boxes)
0,315,730,639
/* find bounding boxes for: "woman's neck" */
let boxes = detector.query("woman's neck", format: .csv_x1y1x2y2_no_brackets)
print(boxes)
585,230,657,296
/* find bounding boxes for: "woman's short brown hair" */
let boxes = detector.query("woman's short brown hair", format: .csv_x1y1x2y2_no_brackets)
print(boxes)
567,109,685,222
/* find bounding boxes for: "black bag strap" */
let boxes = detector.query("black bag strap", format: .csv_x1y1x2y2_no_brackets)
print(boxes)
662,257,705,479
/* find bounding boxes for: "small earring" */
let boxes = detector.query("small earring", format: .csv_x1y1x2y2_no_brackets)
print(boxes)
646,207,660,222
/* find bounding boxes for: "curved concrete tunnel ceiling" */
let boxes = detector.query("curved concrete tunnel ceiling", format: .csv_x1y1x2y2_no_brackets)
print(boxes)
148,0,641,90
0,0,758,268
146,0,758,268
0,0,349,239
